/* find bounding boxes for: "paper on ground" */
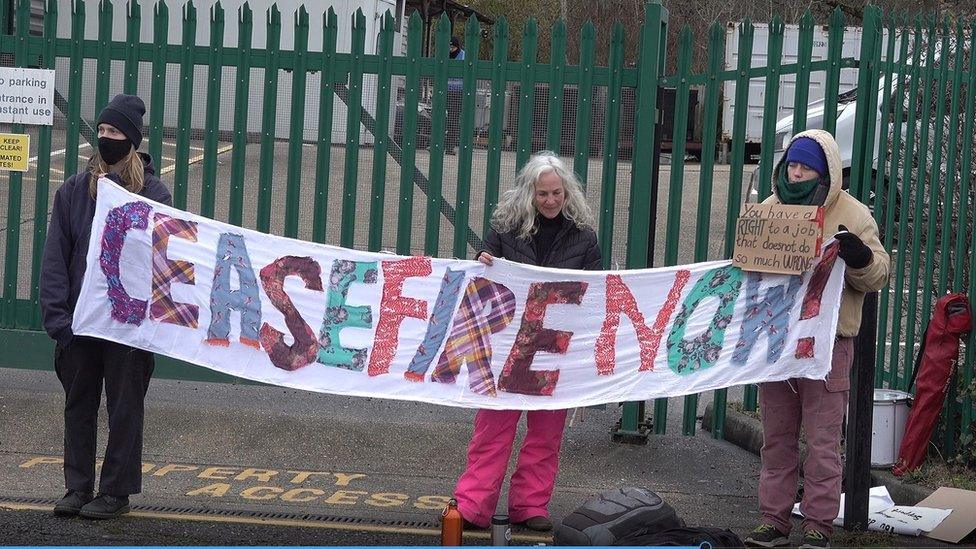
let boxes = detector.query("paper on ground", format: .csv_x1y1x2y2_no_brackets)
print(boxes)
792,485,952,536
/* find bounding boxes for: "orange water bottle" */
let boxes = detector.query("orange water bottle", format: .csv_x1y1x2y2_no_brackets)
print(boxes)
441,498,463,546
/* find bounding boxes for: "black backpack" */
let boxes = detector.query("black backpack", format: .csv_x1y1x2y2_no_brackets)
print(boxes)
554,487,683,546
614,526,744,548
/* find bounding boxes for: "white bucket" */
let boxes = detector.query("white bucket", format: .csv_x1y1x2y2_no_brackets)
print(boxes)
871,389,913,467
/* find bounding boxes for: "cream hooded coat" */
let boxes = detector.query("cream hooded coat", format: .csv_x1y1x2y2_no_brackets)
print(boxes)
764,129,891,337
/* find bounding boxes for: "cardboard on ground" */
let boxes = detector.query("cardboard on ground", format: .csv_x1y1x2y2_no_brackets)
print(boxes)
0,133,29,172
918,487,976,543
732,203,823,275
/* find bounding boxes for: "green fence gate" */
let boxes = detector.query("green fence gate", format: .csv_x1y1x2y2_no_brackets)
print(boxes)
1,0,973,456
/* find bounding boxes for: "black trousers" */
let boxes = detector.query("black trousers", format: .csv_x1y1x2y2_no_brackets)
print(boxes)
446,89,463,149
54,337,154,496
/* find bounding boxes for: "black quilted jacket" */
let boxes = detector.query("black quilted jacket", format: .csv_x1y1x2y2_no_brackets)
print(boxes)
480,220,603,270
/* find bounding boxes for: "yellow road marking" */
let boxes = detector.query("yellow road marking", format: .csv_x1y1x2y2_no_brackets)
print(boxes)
0,501,550,542
160,144,234,176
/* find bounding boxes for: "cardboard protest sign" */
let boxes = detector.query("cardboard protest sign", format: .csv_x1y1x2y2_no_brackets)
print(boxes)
918,487,976,543
733,203,824,275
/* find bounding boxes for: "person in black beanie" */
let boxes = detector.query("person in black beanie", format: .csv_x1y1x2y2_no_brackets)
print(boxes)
40,93,171,520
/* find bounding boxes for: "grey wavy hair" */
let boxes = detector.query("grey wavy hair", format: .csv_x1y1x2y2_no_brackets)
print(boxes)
489,151,595,240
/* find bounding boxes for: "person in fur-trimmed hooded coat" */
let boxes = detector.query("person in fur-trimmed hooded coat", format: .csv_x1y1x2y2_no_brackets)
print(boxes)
745,129,890,549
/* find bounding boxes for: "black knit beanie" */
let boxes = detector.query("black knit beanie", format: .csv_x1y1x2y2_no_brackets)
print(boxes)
97,94,145,149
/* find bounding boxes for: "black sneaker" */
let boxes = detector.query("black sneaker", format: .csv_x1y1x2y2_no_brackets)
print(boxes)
517,516,553,532
53,490,93,517
79,494,130,519
744,523,789,547
799,529,830,549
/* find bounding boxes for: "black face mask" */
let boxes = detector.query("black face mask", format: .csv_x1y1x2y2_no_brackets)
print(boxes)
98,137,132,166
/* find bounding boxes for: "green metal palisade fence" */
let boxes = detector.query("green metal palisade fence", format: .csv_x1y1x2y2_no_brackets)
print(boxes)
0,0,974,452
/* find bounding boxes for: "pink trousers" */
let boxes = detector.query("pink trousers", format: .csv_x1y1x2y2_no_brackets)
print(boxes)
454,408,568,527
757,337,853,536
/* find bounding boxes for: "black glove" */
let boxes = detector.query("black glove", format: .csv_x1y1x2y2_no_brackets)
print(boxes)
835,224,873,269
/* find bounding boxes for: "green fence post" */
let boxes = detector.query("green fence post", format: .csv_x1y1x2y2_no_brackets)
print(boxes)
396,11,422,255
919,19,949,376
368,11,396,253
29,0,59,330
148,0,168,176
597,22,624,266
173,0,197,211
312,7,337,243
572,22,595,189
123,0,141,94
482,16,508,235
935,17,963,456
424,13,450,256
901,16,932,392
936,18,963,297
702,15,740,439
63,0,86,178
791,10,814,135
883,14,912,388
515,18,538,171
93,0,112,116
340,8,366,248
228,2,252,228
283,5,309,238
545,19,566,154
200,1,225,221
451,15,481,258
746,16,786,412
2,0,29,328
666,25,693,435
755,16,783,201
617,0,667,443
874,13,904,385
822,8,845,134
257,4,281,233
546,19,568,154
692,22,723,437
959,17,976,435
719,18,754,424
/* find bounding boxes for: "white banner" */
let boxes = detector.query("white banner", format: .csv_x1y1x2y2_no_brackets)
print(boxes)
72,179,846,409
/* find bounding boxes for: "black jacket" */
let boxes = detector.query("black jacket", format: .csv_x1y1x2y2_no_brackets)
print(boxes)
40,153,172,347
481,218,602,270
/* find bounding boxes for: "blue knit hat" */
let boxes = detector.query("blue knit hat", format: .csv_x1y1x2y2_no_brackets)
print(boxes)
785,136,828,178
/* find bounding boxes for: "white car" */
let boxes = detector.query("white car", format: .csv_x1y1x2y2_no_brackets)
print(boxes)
745,83,901,221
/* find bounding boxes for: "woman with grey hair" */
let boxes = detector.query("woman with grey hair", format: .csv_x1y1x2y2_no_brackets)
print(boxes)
453,151,602,532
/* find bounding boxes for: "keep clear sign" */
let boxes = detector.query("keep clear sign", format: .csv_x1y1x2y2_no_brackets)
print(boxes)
0,133,29,172
0,67,55,125
733,203,824,275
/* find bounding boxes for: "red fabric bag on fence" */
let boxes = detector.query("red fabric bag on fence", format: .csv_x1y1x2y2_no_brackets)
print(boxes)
892,293,972,476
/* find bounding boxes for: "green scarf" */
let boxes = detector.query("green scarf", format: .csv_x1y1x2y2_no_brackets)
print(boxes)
775,168,820,205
